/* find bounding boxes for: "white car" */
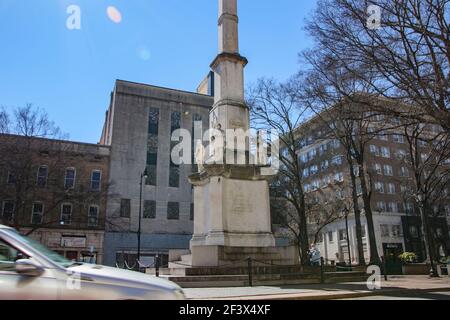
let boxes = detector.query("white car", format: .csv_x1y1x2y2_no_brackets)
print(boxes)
0,224,185,300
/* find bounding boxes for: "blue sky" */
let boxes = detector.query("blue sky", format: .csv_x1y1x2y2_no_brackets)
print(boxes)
0,0,317,143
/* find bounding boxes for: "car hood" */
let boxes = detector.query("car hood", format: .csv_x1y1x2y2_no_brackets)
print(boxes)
69,264,181,291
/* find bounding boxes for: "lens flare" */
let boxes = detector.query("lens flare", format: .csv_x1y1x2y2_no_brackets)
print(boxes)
137,47,151,61
107,6,122,24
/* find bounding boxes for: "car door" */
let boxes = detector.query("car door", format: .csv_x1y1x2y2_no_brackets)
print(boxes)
0,238,60,300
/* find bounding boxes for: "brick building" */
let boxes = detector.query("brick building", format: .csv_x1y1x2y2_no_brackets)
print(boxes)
294,105,450,266
0,134,110,264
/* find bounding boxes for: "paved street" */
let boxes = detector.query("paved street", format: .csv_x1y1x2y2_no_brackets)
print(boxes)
183,276,450,300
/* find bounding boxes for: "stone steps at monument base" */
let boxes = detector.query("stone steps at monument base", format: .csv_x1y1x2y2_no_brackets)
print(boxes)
161,271,368,288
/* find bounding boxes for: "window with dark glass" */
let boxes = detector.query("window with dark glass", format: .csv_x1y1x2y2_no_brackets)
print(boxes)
37,166,48,187
61,204,72,225
1,201,15,222
148,108,160,135
120,199,131,218
192,114,202,172
31,202,44,225
91,170,101,191
64,168,76,189
144,200,156,219
167,202,179,220
190,203,194,221
169,111,182,188
88,206,99,227
7,172,16,184
146,108,159,186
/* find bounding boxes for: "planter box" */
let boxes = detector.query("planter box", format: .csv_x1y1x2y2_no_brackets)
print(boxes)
402,263,431,275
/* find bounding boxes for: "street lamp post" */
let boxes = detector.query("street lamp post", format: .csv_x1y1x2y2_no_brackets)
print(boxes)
137,168,148,270
343,207,352,267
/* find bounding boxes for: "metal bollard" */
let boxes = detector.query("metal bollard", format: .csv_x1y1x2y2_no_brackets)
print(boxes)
320,257,325,284
247,257,253,287
155,255,160,277
381,256,388,281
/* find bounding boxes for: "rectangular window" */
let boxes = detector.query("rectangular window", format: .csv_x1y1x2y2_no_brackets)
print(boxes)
303,168,309,178
148,108,160,135
2,201,15,223
61,204,72,225
377,201,386,212
378,130,388,141
375,182,385,193
321,160,329,170
146,108,159,186
169,165,180,188
64,168,76,189
399,167,409,177
380,147,391,158
369,145,379,156
387,202,397,212
120,199,131,218
334,172,344,183
167,202,180,220
328,231,334,243
396,149,407,160
143,200,156,219
339,229,347,241
37,166,48,187
383,165,393,176
387,183,396,194
374,163,382,175
405,202,415,214
392,225,402,237
31,202,44,225
310,165,319,175
392,134,404,144
331,155,343,166
380,224,390,237
88,206,99,227
169,111,181,188
91,170,101,191
7,172,16,184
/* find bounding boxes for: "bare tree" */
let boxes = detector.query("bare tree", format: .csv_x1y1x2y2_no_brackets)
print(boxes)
304,0,450,132
248,78,312,265
400,121,450,276
0,105,114,235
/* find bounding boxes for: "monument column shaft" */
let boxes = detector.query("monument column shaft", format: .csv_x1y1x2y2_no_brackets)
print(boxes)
211,0,248,134
218,0,239,54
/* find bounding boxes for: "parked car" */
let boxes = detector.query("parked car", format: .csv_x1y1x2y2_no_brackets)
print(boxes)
0,224,185,300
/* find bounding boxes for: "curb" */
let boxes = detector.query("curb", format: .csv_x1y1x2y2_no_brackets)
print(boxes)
188,287,450,301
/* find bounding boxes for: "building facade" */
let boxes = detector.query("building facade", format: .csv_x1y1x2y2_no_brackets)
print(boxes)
0,134,110,264
100,80,213,267
295,108,450,266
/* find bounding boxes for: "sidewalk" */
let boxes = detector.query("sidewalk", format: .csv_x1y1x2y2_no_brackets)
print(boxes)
183,276,450,300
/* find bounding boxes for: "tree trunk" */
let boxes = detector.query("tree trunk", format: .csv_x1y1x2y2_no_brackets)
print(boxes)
348,160,366,266
419,200,439,277
358,163,381,265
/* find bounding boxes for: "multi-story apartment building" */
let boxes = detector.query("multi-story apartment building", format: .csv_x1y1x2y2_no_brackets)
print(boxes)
0,134,110,264
295,106,450,267
99,79,213,267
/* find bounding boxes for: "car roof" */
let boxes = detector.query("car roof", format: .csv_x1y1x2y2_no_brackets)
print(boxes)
0,224,14,230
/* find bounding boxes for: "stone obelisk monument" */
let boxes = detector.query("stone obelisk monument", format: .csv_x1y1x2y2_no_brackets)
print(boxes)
189,0,280,267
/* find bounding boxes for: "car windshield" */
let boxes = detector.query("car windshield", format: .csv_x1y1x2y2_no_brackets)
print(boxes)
4,229,74,268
